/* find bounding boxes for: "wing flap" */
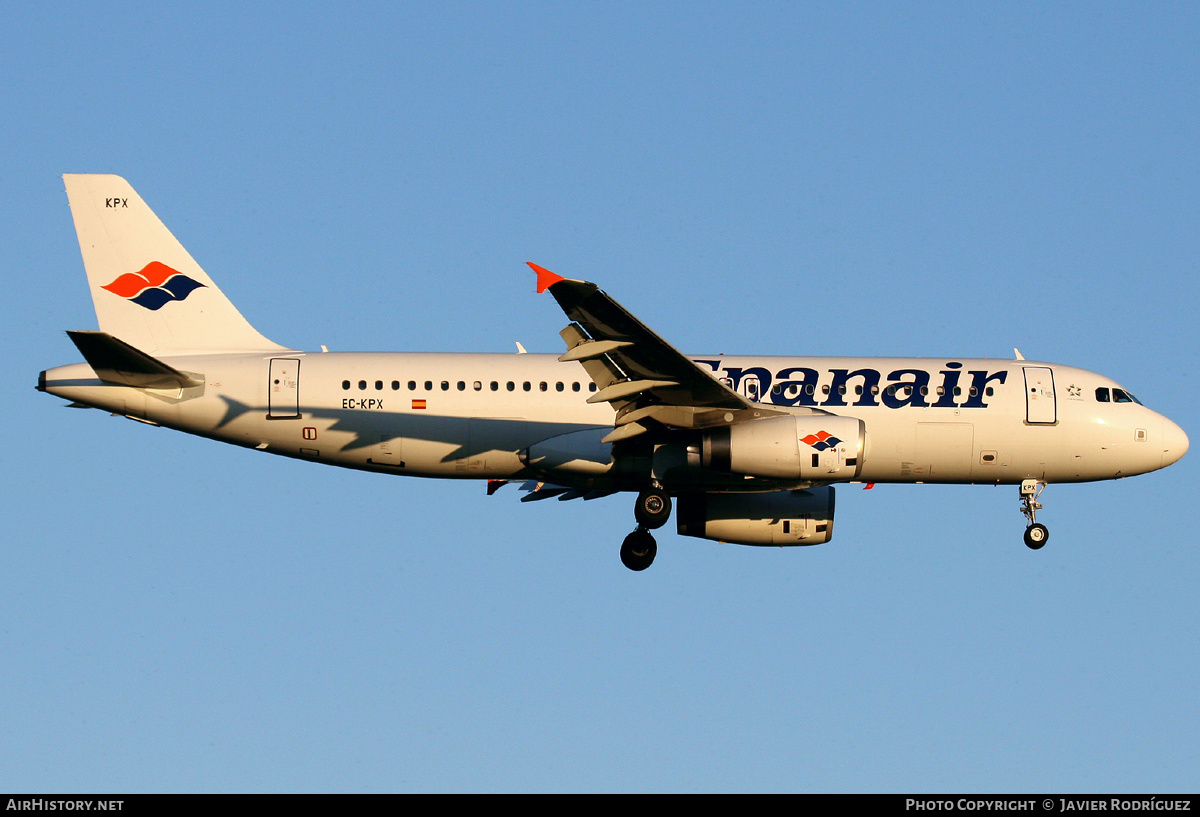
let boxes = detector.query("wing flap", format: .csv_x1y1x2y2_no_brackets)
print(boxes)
558,339,635,362
586,378,681,404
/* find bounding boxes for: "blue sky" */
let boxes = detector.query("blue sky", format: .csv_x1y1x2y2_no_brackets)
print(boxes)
3,2,1198,792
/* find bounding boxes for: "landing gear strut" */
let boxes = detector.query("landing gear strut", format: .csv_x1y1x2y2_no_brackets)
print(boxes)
621,486,672,570
1019,479,1049,549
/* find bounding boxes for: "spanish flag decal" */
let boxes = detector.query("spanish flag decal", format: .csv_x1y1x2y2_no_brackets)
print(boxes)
412,399,427,410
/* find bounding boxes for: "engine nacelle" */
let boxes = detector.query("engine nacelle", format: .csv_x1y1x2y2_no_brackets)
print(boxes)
676,487,836,546
701,415,864,481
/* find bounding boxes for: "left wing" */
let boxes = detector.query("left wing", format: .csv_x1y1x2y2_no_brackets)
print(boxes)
530,263,819,443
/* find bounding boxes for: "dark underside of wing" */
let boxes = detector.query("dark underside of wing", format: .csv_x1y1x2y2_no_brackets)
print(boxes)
539,271,819,441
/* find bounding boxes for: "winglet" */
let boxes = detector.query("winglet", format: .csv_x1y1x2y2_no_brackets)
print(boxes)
528,262,565,294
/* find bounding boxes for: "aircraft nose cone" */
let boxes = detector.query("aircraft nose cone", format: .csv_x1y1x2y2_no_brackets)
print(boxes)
1162,417,1189,468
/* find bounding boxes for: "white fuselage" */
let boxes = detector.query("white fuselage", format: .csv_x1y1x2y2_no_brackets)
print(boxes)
41,350,1186,489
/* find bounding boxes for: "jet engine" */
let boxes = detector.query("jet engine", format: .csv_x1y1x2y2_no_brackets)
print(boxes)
676,487,836,546
700,415,865,481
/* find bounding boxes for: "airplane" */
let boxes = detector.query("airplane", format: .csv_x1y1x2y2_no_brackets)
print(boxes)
38,175,1189,571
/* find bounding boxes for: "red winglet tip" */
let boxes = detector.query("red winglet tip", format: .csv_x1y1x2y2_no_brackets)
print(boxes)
528,262,565,293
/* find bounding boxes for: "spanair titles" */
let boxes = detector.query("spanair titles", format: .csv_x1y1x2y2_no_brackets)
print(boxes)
696,359,1007,410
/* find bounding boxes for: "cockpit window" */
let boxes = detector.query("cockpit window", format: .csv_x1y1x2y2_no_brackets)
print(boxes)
1098,386,1142,405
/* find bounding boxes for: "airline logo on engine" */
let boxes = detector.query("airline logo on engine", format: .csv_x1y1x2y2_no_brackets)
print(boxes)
801,431,841,450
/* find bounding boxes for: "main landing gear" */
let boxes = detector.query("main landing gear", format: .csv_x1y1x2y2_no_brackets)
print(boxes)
621,487,672,571
1019,478,1049,549
621,529,657,571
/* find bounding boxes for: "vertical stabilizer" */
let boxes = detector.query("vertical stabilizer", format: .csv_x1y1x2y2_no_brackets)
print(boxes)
63,174,287,355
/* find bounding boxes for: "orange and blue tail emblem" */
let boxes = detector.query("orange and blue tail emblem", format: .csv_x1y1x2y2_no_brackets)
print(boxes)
101,262,205,311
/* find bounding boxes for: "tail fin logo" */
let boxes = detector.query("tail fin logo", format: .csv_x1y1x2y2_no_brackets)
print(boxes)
801,430,842,451
102,262,205,310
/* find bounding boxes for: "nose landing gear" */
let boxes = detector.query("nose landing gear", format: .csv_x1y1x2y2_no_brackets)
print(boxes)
1020,479,1049,549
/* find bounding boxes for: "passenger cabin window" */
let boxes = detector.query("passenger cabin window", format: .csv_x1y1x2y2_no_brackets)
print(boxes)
341,375,610,398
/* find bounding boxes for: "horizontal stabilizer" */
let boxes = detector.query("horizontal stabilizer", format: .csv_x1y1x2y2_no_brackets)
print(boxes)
66,330,203,389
